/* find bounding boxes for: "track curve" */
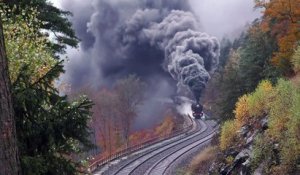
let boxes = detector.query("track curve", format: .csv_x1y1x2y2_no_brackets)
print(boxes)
93,118,217,175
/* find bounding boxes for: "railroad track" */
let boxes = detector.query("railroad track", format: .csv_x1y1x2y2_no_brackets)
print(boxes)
145,125,217,175
94,119,217,175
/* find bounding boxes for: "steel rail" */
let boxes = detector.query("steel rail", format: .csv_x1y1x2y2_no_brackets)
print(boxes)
111,120,208,175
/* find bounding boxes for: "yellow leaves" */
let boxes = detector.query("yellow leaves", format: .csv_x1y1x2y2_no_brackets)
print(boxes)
248,81,274,117
234,81,274,128
221,80,274,151
221,78,300,171
234,94,250,128
220,120,237,151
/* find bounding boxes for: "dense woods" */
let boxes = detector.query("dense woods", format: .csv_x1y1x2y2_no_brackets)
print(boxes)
1,0,300,174
200,0,300,174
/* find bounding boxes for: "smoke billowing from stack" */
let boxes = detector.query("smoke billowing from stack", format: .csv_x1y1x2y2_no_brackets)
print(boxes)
120,9,220,102
62,0,220,121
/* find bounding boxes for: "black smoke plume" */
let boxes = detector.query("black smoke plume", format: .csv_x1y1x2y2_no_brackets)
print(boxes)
61,0,220,127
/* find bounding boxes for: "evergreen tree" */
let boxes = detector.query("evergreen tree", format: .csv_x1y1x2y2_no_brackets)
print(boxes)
13,63,93,174
0,16,21,175
2,0,79,54
239,24,280,92
1,5,93,174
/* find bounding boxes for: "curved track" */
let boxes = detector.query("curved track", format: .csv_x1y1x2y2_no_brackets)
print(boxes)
93,119,217,175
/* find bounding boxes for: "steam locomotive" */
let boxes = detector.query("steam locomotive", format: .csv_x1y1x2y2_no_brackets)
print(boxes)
191,103,204,119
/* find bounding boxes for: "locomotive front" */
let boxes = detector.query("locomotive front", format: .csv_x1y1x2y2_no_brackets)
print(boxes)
191,103,203,119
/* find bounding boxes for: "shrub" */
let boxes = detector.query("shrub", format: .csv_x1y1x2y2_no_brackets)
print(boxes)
280,91,300,172
251,134,274,172
234,94,250,128
220,120,238,150
248,80,273,118
268,79,295,139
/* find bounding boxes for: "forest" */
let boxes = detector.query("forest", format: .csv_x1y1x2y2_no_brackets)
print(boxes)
0,0,299,175
198,0,300,174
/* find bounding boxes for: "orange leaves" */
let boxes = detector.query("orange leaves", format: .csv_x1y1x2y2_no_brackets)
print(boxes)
129,130,154,146
256,0,300,73
129,115,176,146
155,116,175,137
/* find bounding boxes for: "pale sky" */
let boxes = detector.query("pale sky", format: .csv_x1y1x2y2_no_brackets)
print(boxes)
49,0,61,8
189,0,261,39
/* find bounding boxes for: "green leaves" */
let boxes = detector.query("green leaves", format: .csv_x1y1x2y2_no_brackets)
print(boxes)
13,62,93,174
2,0,79,54
1,5,93,174
2,7,57,83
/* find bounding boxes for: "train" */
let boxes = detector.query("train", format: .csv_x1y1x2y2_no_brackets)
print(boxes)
191,103,204,119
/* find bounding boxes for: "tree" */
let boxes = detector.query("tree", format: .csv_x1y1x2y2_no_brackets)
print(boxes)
2,0,79,54
217,50,244,120
91,89,120,155
239,25,279,92
0,16,21,175
2,7,56,83
115,75,145,147
256,0,300,74
219,38,233,68
1,7,93,174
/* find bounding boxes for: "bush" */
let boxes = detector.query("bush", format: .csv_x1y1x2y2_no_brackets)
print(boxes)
268,79,295,139
251,134,274,172
248,80,273,118
280,91,300,172
220,120,238,150
234,95,250,128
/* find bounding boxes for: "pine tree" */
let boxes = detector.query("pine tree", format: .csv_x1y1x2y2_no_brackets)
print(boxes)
1,5,93,174
13,62,93,174
2,0,79,54
0,15,21,175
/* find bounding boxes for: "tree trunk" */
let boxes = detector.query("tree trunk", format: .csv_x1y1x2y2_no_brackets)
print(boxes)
0,17,21,175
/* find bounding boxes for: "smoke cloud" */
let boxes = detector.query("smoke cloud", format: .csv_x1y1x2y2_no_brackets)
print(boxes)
62,0,219,102
59,0,220,128
120,9,220,101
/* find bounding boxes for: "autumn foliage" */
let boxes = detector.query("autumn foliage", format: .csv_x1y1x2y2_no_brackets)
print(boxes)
256,0,300,73
220,120,237,150
220,78,300,173
86,85,178,158
129,115,176,146
234,94,250,128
